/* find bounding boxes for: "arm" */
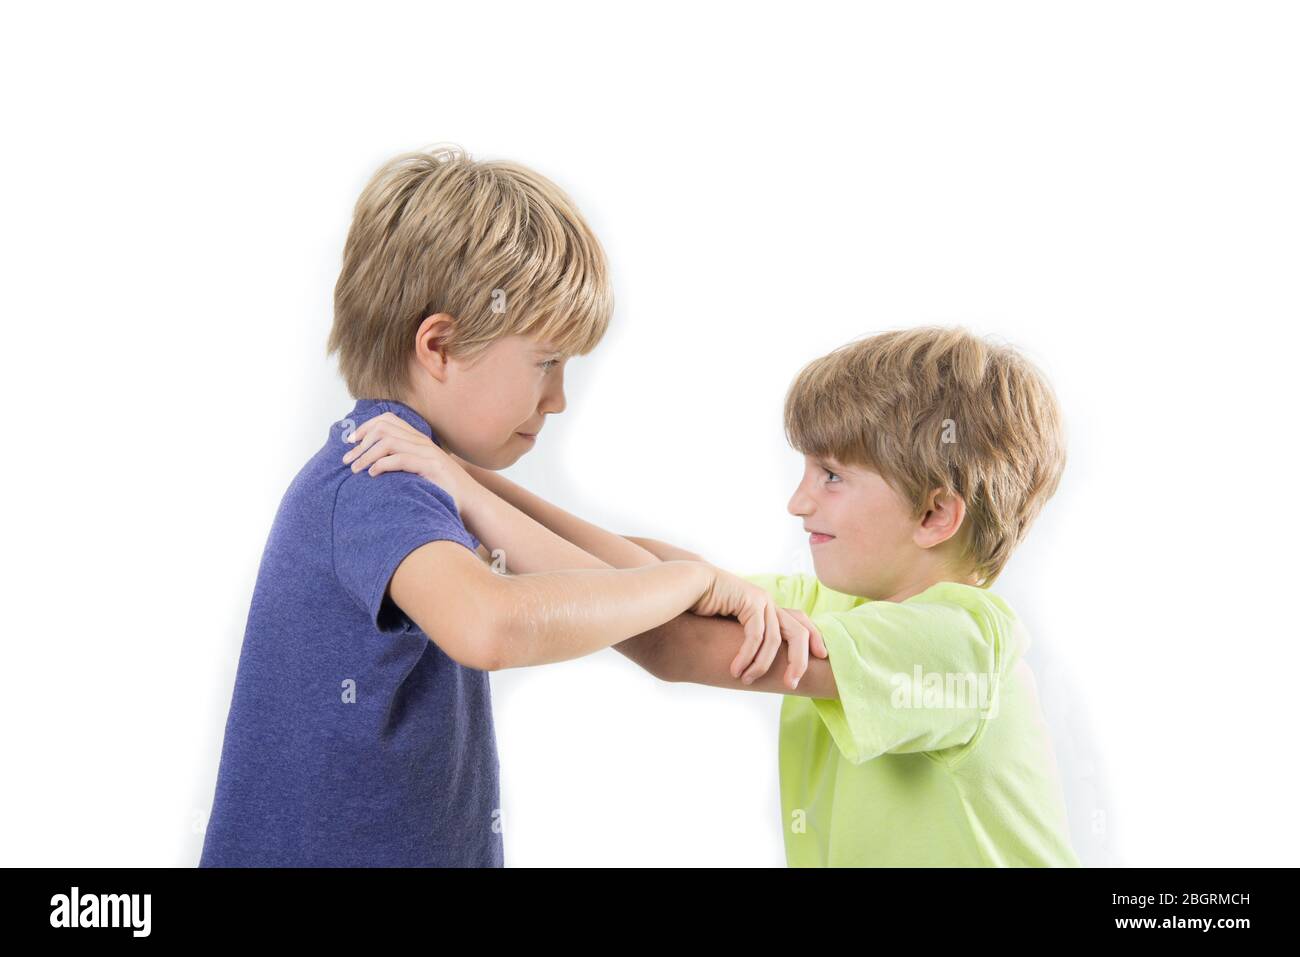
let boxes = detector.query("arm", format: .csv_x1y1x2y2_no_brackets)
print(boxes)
454,474,821,687
388,540,717,671
426,461,696,677
643,611,839,699
342,414,656,573
621,535,706,563
340,416,802,683
457,478,618,574
458,459,662,569
457,494,670,677
464,463,708,569
345,414,692,571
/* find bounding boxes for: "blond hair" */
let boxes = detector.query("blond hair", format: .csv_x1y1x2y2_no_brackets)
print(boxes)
784,326,1067,587
328,144,614,398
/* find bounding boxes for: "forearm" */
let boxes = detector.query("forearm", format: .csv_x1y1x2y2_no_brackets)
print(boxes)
461,460,660,569
622,535,705,562
453,466,708,677
459,481,614,574
489,560,711,669
642,612,840,699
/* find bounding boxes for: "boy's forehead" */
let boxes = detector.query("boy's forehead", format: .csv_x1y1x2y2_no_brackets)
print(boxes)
810,452,864,475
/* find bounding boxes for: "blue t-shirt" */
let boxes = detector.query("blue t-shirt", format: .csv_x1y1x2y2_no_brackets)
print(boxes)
199,398,504,867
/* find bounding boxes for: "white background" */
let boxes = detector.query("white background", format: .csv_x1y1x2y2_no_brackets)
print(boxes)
2,1,1296,867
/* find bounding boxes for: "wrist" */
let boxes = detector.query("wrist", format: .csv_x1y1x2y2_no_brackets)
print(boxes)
676,559,712,597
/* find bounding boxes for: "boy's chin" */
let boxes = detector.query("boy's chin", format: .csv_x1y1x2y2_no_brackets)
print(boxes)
809,558,838,588
813,562,869,599
481,445,529,470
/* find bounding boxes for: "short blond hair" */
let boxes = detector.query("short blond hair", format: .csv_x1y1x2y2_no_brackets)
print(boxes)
328,144,614,398
784,326,1067,587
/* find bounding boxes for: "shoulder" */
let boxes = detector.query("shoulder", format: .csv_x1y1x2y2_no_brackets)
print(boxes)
333,463,461,516
910,582,1018,621
904,582,1031,663
331,467,478,552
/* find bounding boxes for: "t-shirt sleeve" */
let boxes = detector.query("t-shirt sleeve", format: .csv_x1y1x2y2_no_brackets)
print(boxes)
332,470,480,635
804,592,1014,765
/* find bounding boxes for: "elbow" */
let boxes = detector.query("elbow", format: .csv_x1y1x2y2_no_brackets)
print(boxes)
421,626,503,672
457,637,507,673
419,600,511,673
656,665,683,685
463,612,511,672
468,598,519,672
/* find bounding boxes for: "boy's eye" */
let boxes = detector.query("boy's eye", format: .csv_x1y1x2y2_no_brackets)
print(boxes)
539,358,561,372
822,468,841,483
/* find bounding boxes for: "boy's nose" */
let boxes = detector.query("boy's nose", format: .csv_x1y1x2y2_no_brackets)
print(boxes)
542,376,567,415
787,489,812,518
540,390,566,416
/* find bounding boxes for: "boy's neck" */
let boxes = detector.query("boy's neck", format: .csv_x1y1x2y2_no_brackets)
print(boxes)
879,566,982,603
390,389,445,441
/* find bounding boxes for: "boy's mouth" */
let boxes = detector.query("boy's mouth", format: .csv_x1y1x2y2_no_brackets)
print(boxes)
807,529,835,545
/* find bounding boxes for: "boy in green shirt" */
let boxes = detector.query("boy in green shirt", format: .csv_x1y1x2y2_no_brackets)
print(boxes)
347,321,1079,866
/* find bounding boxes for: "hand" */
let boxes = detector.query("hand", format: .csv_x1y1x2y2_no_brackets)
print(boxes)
341,413,471,511
690,565,826,689
774,606,829,691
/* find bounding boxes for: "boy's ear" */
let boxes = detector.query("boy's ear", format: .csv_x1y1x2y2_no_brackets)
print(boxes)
914,487,967,550
413,313,457,382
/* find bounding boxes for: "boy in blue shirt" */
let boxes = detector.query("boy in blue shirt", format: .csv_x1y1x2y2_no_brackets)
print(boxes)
198,146,812,867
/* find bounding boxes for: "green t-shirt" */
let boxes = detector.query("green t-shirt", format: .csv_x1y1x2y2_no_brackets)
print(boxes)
742,572,1080,867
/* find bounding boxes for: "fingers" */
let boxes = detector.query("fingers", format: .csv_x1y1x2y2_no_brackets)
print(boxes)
341,414,420,458
342,412,395,443
343,431,388,470
341,424,386,464
778,608,810,691
739,599,782,685
708,572,796,685
729,600,764,680
790,609,828,658
364,452,411,477
778,607,826,659
341,415,393,462
342,414,434,473
344,435,421,475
